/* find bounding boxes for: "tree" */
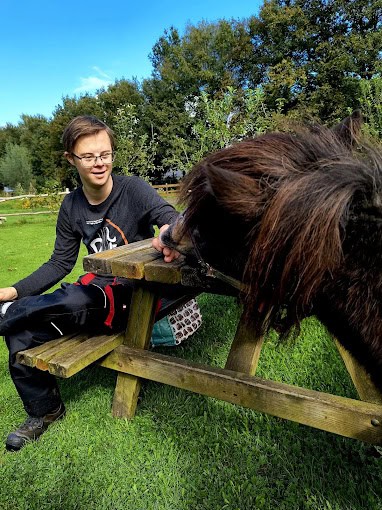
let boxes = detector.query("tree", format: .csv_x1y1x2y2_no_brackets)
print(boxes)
19,114,56,188
150,20,256,97
248,0,382,120
162,87,281,173
0,143,33,190
97,79,144,127
357,77,382,138
112,105,157,180
141,76,196,179
0,123,22,158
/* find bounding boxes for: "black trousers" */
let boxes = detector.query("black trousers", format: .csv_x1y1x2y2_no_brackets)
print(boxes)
1,278,133,417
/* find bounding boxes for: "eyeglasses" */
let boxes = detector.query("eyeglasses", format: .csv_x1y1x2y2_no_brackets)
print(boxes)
71,152,114,168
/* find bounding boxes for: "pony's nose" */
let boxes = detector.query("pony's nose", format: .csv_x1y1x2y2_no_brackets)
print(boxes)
159,223,180,249
159,219,195,257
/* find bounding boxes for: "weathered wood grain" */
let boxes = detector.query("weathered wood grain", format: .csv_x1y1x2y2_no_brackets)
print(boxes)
48,333,124,378
83,238,153,273
17,332,124,378
111,249,162,279
225,315,264,375
112,286,158,418
335,339,382,404
144,257,184,284
101,346,382,444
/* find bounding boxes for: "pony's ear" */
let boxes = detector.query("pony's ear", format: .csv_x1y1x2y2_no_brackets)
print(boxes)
332,110,363,148
204,163,261,218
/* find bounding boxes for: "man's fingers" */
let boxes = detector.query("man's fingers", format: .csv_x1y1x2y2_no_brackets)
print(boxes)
152,236,167,252
152,224,181,262
152,237,162,251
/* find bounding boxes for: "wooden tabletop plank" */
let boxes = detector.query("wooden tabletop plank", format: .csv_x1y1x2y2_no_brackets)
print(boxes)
83,239,153,273
111,249,163,279
144,257,184,284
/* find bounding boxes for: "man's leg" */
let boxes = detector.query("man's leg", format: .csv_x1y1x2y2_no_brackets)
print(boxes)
0,282,110,336
5,324,68,451
5,326,65,416
2,283,112,451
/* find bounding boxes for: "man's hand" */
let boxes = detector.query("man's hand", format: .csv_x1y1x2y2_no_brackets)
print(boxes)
152,224,180,263
0,287,18,302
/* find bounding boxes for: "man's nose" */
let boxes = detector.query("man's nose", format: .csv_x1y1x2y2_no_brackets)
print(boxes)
94,156,104,165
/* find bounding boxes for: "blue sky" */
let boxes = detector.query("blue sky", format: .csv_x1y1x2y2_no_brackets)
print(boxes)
1,0,263,128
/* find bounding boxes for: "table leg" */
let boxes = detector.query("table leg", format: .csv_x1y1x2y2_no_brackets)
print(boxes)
112,286,158,418
224,313,264,376
334,339,382,405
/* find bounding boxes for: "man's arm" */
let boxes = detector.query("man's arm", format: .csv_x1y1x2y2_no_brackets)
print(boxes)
130,177,179,229
6,197,81,300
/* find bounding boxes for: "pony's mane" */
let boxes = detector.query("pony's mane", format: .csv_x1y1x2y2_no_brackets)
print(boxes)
178,124,382,338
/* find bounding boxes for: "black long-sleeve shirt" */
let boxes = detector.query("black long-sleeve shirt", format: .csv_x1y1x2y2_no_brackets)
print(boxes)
14,175,179,298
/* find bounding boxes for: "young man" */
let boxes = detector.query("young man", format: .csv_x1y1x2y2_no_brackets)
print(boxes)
0,115,179,451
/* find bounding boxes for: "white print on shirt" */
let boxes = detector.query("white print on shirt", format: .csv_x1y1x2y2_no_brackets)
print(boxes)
86,218,103,225
90,226,117,252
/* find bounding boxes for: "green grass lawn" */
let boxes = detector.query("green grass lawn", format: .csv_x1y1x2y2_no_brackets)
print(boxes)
0,217,381,510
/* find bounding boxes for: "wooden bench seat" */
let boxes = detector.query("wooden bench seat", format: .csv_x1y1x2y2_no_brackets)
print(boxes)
17,331,124,378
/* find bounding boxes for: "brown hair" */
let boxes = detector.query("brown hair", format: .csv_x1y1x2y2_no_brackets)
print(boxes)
62,115,115,153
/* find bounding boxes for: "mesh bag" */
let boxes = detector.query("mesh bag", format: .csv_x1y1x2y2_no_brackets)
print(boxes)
151,298,202,347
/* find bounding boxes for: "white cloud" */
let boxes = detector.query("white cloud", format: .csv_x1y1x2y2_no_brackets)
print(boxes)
74,67,112,93
92,66,111,80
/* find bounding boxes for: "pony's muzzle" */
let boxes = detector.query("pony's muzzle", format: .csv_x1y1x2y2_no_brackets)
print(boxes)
159,217,193,255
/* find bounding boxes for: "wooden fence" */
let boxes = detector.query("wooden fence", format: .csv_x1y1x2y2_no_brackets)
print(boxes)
152,183,180,194
0,191,69,203
0,184,180,203
0,184,180,218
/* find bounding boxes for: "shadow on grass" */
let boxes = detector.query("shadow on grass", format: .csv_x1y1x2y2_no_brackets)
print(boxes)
2,294,379,509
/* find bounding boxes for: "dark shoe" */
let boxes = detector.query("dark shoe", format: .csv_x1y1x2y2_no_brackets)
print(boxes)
5,403,66,451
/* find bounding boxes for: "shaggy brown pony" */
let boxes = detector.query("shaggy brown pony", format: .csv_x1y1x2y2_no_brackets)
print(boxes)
160,112,382,390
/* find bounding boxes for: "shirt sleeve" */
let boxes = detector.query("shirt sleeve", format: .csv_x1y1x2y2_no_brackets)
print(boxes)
13,198,81,298
131,177,180,228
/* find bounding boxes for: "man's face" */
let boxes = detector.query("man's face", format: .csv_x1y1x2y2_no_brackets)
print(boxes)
66,130,113,189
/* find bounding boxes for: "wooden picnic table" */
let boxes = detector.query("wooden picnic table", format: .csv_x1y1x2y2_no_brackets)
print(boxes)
18,239,382,445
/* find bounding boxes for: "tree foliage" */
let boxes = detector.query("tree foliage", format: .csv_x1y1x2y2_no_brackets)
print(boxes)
0,143,33,189
358,77,382,139
112,105,157,180
0,1,381,187
18,114,56,187
163,87,280,173
150,20,255,95
250,0,382,118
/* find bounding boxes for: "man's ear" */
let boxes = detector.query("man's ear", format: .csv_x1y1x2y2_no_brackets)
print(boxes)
332,110,363,148
64,151,75,166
